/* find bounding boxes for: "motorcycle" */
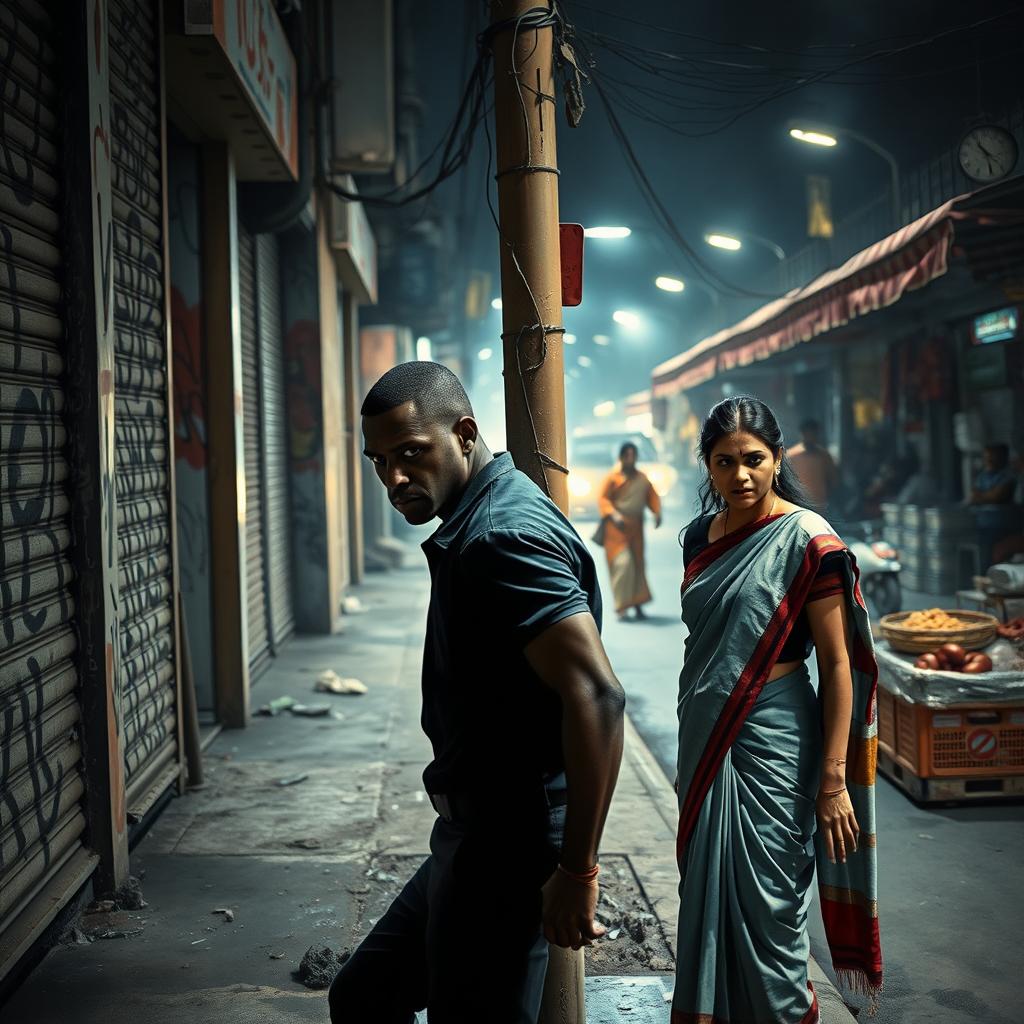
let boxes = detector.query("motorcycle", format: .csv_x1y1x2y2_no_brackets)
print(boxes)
838,520,903,619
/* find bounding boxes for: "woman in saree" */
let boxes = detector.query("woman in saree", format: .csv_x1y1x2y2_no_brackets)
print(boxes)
598,442,662,621
673,397,882,1024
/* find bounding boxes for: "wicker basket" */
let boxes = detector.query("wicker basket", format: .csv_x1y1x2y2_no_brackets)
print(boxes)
879,610,999,654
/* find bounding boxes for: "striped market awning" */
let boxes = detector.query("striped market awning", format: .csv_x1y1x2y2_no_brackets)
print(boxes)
652,175,1024,398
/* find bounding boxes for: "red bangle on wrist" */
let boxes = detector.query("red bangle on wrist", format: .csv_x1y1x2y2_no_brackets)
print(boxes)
557,863,600,884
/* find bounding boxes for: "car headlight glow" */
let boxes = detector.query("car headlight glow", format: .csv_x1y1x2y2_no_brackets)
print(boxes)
569,476,593,498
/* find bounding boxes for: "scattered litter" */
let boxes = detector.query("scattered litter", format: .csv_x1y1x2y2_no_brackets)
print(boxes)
277,773,309,787
342,595,366,615
664,989,674,1003
413,791,424,803
259,696,297,716
191,938,207,945
269,952,285,960
114,876,148,911
332,711,346,721
212,908,235,923
315,671,368,696
607,928,621,941
295,945,350,990
290,703,331,717
918,833,935,840
85,900,116,915
288,838,322,850
93,927,143,940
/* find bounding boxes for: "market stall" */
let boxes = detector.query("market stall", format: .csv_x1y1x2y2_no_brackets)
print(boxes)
876,608,1024,802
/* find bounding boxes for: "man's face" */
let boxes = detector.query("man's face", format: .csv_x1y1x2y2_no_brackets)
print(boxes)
983,447,1004,472
362,402,472,525
620,447,637,472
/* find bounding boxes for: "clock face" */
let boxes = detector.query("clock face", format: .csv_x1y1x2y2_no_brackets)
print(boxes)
958,125,1019,183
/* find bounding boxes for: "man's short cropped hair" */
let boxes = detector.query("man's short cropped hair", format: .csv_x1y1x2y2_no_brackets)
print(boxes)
361,361,474,425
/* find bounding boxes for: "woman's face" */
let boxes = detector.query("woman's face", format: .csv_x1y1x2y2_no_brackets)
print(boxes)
707,430,780,512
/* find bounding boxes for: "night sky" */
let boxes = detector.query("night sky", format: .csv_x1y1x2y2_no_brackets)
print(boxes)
399,1,1024,433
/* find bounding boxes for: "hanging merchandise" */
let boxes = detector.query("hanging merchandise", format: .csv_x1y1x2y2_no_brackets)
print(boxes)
109,0,180,806
256,234,295,647
0,0,89,942
239,222,271,677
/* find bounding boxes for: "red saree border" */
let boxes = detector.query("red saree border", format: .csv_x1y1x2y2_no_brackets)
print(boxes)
677,531,847,857
670,982,820,1024
682,512,791,593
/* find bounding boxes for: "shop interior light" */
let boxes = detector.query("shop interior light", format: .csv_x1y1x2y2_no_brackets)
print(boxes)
789,128,838,148
612,310,642,330
478,347,493,361
593,400,616,418
577,355,593,368
563,333,577,344
705,233,742,252
490,297,503,310
584,226,631,239
593,334,611,346
655,276,685,292
415,336,432,361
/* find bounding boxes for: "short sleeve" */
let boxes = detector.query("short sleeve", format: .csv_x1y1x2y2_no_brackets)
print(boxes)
461,530,592,645
806,549,847,603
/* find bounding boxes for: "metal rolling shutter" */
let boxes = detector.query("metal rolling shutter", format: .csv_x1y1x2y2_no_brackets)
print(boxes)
109,0,178,799
239,223,270,676
0,0,88,933
256,234,294,647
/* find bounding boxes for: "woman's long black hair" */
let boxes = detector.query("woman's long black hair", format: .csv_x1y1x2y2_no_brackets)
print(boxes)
688,396,812,525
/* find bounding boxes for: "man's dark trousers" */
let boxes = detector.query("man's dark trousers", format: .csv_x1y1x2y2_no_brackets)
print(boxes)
329,793,565,1023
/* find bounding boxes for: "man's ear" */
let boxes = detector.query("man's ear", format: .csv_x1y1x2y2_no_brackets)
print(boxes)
454,416,480,453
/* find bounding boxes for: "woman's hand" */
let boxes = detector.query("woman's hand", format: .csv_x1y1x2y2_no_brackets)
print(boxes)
816,786,859,864
610,512,626,528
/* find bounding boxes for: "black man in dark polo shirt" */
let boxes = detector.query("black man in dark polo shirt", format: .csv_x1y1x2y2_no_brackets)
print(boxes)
329,361,625,1024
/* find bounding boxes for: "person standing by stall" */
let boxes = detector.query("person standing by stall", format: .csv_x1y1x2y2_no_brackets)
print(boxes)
597,442,662,621
787,418,839,511
969,442,1020,567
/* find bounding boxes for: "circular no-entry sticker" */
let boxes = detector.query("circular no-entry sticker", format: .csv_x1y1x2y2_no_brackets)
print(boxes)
967,728,998,761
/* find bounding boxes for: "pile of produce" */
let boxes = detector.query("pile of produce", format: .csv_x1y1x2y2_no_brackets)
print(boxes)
913,643,992,673
901,608,969,631
996,617,1024,641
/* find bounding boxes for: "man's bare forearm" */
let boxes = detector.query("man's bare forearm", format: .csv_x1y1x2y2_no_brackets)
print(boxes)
558,682,625,874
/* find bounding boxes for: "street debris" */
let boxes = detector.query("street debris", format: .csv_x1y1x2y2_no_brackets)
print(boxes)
259,695,297,716
269,952,285,960
85,899,116,915
315,670,368,695
288,837,323,850
276,772,309,787
290,703,331,717
212,908,235,923
342,595,366,615
295,944,350,989
113,876,148,911
191,938,207,945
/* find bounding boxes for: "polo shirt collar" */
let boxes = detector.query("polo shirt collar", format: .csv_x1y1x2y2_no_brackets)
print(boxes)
425,452,515,550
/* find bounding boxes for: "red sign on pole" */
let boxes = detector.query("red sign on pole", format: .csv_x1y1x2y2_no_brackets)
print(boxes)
560,223,584,307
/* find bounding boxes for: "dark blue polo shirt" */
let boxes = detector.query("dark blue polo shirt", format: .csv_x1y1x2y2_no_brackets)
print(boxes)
420,453,602,796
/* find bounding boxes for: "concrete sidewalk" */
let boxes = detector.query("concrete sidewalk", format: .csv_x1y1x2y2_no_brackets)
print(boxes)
3,563,855,1024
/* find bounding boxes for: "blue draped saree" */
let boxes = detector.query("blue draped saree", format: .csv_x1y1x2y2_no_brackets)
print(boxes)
673,510,882,1024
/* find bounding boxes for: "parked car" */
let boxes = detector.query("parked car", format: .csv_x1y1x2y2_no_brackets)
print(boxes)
568,431,678,520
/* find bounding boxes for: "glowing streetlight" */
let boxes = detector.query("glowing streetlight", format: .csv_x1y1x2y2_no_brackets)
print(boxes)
789,127,837,148
593,334,611,346
490,297,503,310
415,336,432,361
583,226,631,239
577,355,593,368
593,400,616,418
705,233,742,252
478,347,493,361
655,275,685,293
612,309,642,330
563,333,577,345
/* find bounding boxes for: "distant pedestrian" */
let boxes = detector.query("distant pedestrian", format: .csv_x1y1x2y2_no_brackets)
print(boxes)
787,418,838,510
968,442,1019,567
673,397,882,1024
331,362,625,1024
597,442,662,621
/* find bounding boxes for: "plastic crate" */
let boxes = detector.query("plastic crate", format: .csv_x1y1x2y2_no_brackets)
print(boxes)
877,687,1024,778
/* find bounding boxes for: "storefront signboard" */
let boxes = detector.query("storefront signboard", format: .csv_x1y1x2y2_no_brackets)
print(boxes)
971,306,1019,345
186,0,299,179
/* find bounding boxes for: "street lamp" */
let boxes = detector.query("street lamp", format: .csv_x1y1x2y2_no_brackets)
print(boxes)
490,297,503,311
478,347,493,361
612,309,642,331
704,231,786,261
584,226,632,239
789,122,901,227
655,275,685,293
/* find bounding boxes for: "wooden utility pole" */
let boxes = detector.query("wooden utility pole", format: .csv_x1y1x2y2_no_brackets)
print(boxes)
489,4,584,1022
490,0,569,513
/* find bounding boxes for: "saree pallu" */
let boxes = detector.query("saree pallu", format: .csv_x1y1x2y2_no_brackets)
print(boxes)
674,511,882,1024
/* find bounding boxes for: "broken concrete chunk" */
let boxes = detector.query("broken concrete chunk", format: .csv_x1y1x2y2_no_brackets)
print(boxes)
212,908,235,923
287,837,322,850
295,945,351,990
